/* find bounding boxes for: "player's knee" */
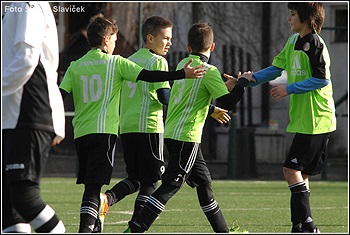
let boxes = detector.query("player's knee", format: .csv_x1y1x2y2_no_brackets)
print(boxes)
11,181,45,218
153,182,180,204
139,182,158,196
283,167,300,182
141,181,157,190
126,178,141,192
196,183,214,205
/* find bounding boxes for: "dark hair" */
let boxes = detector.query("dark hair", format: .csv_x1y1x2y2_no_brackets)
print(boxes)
288,2,325,33
141,16,173,43
87,13,118,47
188,22,213,53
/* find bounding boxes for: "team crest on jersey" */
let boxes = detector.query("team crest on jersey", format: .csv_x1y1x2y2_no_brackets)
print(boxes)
303,42,310,52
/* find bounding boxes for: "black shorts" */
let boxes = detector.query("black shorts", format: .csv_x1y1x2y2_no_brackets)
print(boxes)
121,133,165,184
2,129,54,185
284,133,330,176
162,138,212,188
75,133,117,185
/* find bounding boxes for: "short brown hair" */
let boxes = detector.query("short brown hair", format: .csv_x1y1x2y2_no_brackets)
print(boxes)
87,13,118,47
141,16,173,43
288,2,325,33
188,22,214,53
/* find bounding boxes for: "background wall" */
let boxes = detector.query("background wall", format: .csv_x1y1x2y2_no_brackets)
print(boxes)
3,1,346,179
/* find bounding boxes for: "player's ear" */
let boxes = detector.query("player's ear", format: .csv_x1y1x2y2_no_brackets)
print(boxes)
210,42,215,52
147,34,153,43
187,43,192,53
103,35,109,46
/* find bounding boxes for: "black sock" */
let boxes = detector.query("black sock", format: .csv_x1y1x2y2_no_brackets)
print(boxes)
129,197,162,232
131,183,157,221
130,183,179,232
197,184,228,233
206,207,228,233
301,191,315,232
289,181,314,232
78,184,101,233
131,198,145,222
105,178,140,206
79,199,99,232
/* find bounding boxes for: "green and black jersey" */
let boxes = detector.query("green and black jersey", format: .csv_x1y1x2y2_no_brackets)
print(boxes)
272,33,336,134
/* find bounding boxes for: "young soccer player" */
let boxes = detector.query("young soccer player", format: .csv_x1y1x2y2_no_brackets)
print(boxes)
95,15,173,233
2,2,66,233
58,13,206,233
227,2,336,233
127,22,255,233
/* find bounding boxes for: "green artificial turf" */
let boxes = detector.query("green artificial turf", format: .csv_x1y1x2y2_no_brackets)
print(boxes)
40,178,348,233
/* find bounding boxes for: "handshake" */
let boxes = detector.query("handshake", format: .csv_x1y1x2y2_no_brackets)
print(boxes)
223,71,256,92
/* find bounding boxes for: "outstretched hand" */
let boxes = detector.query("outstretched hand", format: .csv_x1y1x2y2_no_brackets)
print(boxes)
239,71,256,83
210,106,231,124
223,72,239,92
183,59,207,79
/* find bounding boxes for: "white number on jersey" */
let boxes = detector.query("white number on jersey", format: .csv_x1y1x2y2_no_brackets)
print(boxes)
80,74,102,103
174,80,186,104
127,81,137,98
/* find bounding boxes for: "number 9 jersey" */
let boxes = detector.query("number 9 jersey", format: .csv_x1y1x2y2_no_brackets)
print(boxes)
119,48,170,134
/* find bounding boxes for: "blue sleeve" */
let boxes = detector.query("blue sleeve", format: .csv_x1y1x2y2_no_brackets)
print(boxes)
286,77,329,94
248,66,284,87
156,88,171,105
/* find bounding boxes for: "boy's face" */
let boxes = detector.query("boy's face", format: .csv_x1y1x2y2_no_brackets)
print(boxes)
287,9,307,34
147,27,172,56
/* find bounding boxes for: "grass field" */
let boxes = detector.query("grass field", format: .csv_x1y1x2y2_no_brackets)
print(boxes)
41,178,348,233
